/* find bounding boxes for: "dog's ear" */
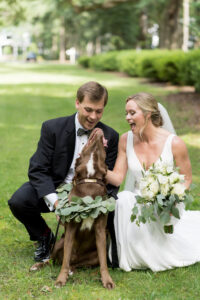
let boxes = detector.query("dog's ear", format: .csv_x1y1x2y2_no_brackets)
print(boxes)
74,156,81,169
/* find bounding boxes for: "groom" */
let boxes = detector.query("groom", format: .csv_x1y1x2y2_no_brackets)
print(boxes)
8,81,119,266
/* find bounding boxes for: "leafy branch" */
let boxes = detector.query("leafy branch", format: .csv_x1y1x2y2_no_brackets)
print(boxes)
55,183,115,223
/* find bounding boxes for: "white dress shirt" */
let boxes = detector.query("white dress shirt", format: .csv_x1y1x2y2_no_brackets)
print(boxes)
44,113,89,211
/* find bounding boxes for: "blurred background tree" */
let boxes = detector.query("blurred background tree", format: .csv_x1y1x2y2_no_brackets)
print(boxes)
0,0,199,61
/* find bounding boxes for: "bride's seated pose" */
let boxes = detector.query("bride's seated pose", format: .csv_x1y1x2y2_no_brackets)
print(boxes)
106,92,200,272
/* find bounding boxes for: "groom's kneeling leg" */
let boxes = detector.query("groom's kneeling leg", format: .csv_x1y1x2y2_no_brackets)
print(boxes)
8,181,50,241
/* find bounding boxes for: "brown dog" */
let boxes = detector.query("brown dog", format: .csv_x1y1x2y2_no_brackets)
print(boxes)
30,129,115,289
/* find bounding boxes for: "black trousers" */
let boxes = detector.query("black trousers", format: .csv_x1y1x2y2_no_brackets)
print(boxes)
8,181,119,267
8,182,51,241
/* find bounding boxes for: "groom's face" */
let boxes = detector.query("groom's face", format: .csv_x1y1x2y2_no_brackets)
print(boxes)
76,95,105,130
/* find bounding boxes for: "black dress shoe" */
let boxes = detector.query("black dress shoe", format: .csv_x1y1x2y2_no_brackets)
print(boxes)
34,231,55,262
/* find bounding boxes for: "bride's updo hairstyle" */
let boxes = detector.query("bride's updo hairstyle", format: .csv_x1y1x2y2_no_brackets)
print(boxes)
126,92,163,127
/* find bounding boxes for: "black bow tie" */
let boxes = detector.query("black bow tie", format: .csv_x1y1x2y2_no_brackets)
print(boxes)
77,128,92,137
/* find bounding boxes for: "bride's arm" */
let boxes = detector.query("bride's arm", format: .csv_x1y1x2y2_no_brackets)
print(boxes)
172,136,192,189
106,133,128,187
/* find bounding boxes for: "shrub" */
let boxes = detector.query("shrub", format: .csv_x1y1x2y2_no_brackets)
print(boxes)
78,56,91,68
180,50,200,85
89,51,119,71
135,50,166,80
117,50,139,77
78,49,200,90
152,51,187,84
191,62,200,92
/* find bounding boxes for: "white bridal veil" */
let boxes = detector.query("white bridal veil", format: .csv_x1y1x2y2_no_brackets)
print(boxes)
158,103,176,134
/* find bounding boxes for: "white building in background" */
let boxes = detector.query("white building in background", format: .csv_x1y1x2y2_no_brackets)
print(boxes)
148,24,159,48
0,29,31,60
66,47,77,64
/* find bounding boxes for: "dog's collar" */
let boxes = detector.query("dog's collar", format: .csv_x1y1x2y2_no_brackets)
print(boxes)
73,178,105,187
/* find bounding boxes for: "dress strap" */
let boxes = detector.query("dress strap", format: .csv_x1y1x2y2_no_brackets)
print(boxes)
161,134,176,161
126,131,133,156
165,134,176,148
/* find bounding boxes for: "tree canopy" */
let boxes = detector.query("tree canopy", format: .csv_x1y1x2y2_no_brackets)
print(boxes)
0,0,199,60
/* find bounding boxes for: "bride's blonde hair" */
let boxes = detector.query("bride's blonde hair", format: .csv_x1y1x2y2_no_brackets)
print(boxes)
126,92,163,138
126,92,163,126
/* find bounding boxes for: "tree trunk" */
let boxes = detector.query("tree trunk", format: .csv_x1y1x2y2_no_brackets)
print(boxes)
59,16,66,62
52,35,58,53
95,37,101,54
86,42,94,56
159,0,182,49
182,0,190,52
138,11,148,49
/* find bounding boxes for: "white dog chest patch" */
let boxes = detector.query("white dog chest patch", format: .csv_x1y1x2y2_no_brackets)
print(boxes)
86,152,95,177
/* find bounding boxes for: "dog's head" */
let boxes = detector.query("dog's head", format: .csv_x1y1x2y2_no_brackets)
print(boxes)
74,128,107,182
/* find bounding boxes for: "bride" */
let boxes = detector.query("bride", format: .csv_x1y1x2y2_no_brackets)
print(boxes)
106,92,200,272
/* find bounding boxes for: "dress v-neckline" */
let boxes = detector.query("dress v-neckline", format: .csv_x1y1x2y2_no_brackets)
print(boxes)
132,134,172,171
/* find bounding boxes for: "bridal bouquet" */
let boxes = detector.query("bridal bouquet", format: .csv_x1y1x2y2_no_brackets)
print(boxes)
130,159,194,233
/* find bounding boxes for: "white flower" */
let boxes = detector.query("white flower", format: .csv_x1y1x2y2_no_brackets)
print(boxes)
148,191,155,200
169,172,180,184
160,183,170,196
149,180,159,195
157,174,168,185
140,187,154,201
146,175,155,184
171,183,186,199
139,179,149,190
140,188,146,198
155,160,172,175
166,165,174,174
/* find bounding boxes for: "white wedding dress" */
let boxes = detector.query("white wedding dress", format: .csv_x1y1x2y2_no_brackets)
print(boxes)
113,131,200,272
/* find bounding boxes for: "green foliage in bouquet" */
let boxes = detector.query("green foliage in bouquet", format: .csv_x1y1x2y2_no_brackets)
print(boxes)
130,159,194,234
55,183,115,223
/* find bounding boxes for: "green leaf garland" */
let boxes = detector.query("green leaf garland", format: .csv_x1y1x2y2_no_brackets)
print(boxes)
55,183,115,223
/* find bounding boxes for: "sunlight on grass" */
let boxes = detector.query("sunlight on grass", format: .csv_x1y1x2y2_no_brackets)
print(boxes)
181,133,200,148
0,62,166,94
0,123,40,130
0,71,154,91
0,62,199,300
0,220,11,230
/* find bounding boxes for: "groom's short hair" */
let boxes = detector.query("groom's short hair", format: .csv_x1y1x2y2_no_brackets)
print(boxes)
77,81,108,106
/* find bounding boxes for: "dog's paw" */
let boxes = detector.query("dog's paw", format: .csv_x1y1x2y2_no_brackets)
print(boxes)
29,259,50,272
30,265,38,272
54,281,63,288
102,275,115,289
29,261,49,272
54,279,66,288
105,281,115,290
55,273,68,288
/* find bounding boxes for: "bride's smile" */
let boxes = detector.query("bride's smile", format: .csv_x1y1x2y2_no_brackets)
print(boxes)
125,100,146,134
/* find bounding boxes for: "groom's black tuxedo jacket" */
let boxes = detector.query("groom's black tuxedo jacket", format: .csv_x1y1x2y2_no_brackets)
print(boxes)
28,113,119,200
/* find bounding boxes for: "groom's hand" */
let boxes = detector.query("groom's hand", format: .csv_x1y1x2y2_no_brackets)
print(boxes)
54,200,65,226
89,128,104,141
88,128,107,147
54,200,59,209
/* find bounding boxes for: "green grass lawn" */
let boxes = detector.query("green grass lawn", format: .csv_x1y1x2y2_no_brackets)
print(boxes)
0,62,199,300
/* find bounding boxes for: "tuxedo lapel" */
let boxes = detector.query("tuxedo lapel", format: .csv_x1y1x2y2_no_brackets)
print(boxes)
63,114,76,174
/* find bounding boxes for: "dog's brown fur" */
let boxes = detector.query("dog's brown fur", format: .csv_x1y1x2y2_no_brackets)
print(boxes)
30,129,115,289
